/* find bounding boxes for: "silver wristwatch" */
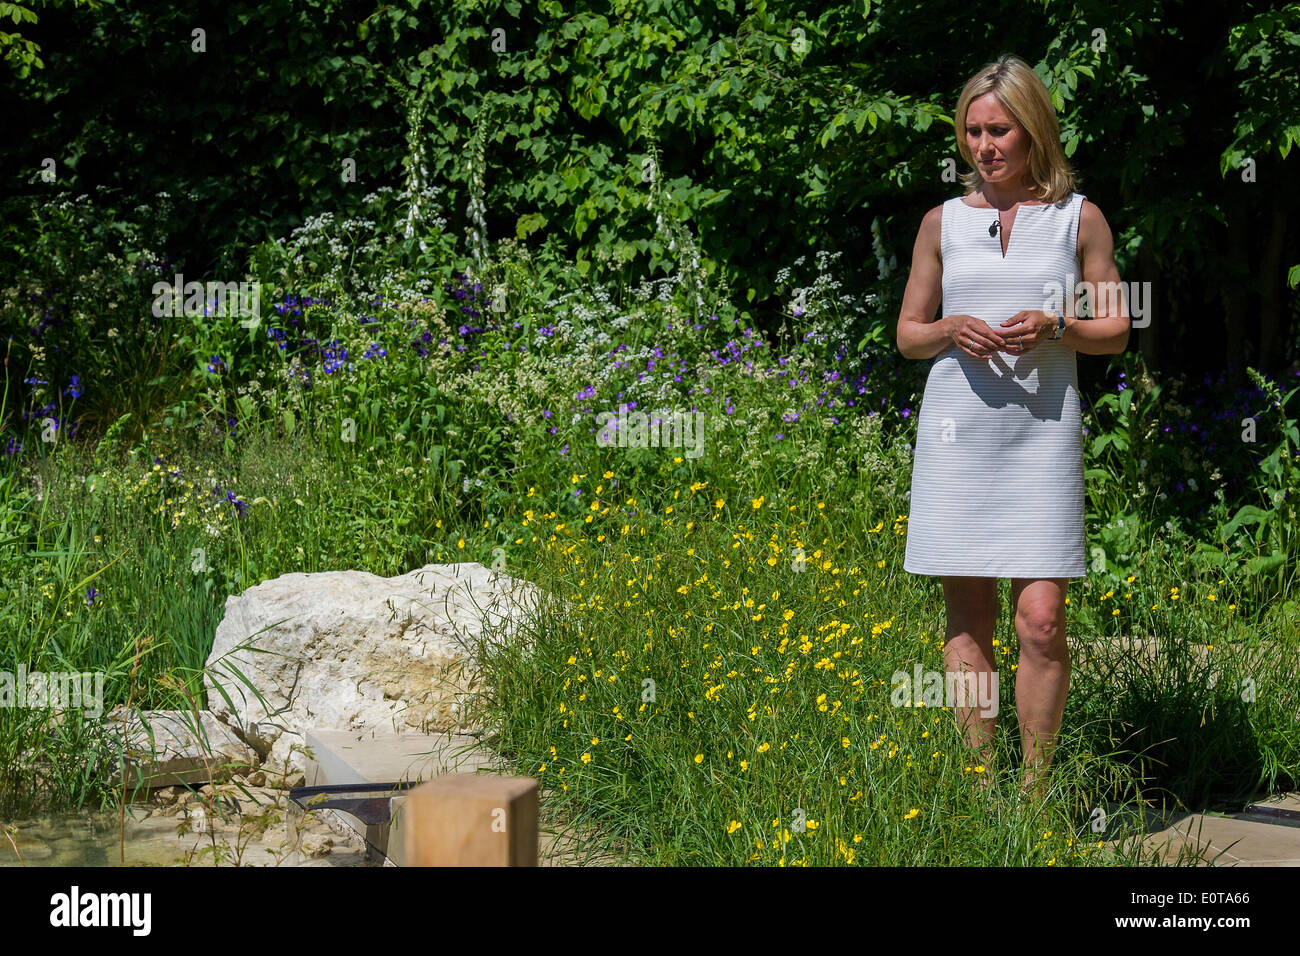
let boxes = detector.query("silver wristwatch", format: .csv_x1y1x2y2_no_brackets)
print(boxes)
1050,312,1066,340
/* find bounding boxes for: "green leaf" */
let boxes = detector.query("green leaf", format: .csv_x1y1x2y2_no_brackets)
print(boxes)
516,211,547,238
1223,504,1270,538
1192,542,1228,565
1244,550,1286,576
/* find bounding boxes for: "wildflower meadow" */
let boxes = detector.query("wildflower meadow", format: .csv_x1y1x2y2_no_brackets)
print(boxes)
1,0,1298,873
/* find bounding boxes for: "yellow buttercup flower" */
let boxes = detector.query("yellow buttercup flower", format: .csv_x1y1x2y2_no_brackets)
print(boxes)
903,808,920,820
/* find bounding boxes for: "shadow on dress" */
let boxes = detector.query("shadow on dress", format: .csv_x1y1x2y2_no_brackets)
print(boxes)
948,344,1073,423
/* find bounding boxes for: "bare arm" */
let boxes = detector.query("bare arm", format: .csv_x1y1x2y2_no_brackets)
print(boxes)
896,205,956,360
1061,201,1131,355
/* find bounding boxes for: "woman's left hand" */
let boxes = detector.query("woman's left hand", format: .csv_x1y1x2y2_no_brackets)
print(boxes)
998,310,1055,355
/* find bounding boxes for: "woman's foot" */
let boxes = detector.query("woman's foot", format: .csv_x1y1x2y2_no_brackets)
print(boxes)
1019,769,1051,804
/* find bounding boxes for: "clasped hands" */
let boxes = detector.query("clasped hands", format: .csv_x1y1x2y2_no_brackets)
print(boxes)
948,311,1057,359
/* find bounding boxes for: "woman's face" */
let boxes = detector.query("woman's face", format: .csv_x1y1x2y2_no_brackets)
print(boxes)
964,92,1030,187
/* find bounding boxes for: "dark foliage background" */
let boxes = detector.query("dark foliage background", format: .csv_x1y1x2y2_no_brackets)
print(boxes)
2,0,1297,373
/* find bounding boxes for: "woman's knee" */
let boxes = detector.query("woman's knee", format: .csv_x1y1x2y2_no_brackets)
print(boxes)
1015,602,1067,658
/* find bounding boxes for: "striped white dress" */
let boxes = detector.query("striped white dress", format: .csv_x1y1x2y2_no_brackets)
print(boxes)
903,192,1087,578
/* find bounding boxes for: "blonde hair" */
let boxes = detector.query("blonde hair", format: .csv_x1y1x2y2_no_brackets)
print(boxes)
954,54,1076,203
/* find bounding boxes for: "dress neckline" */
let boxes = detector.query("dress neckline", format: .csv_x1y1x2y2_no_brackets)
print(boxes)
954,196,1060,259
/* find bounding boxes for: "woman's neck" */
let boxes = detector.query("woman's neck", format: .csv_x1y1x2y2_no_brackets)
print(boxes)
976,180,1040,209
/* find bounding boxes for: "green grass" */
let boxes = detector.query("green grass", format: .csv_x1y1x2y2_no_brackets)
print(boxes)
460,465,1296,865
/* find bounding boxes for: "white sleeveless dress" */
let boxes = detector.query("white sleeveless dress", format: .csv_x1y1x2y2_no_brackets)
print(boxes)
903,192,1087,578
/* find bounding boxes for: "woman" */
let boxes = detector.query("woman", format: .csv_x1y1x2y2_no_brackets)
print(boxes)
895,54,1130,799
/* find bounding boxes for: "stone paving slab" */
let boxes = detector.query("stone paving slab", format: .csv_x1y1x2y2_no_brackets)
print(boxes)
303,727,502,784
1252,791,1300,812
1140,808,1300,866
107,708,258,789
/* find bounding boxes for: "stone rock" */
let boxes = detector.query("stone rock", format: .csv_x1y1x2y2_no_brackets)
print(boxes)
264,769,305,791
152,786,181,807
204,562,541,770
302,837,333,858
108,708,259,789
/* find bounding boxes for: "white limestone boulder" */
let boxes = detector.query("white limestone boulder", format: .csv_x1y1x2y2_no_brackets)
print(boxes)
203,562,542,771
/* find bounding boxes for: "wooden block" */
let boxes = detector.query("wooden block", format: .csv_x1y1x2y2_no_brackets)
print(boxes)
402,774,538,866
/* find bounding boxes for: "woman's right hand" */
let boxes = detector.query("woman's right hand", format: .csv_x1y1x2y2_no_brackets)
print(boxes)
946,314,1007,359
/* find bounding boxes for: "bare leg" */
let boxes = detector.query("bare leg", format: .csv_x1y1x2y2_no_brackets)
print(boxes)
1010,578,1070,800
940,576,998,786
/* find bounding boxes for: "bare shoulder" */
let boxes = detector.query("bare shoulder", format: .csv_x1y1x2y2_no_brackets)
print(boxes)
920,202,945,230
1078,199,1114,254
1079,199,1113,236
915,202,945,248
1079,198,1110,228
